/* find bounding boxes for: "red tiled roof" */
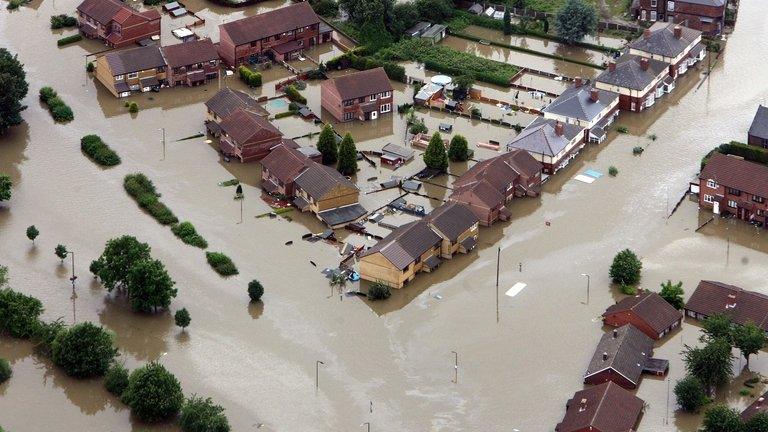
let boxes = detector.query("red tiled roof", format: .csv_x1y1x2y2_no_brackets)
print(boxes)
77,0,123,24
220,2,319,46
326,68,393,101
603,291,683,335
686,280,768,331
260,144,310,185
556,382,644,432
219,108,282,146
451,180,505,210
162,39,218,68
700,153,768,199
453,149,542,193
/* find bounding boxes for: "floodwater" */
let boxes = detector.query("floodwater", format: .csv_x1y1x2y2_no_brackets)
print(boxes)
2,1,768,432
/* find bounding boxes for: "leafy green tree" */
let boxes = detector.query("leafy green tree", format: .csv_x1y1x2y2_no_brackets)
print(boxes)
702,314,733,342
0,265,7,287
338,0,394,25
54,244,68,262
309,0,338,17
0,357,11,383
122,362,184,422
317,124,338,165
0,48,29,134
608,249,642,285
415,0,453,23
124,259,177,313
0,287,44,338
555,0,597,44
390,2,419,37
51,322,118,378
91,235,151,292
659,280,685,309
448,135,470,162
358,18,395,52
423,132,448,171
503,4,513,35
175,308,191,330
0,175,11,202
683,337,734,396
30,319,66,357
25,225,39,244
453,74,474,101
336,133,358,176
674,375,708,412
180,395,231,432
732,321,766,368
701,404,743,432
104,363,130,396
746,412,768,432
248,280,264,302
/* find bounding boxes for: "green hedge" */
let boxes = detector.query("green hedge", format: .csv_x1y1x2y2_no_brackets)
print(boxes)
205,252,238,276
57,34,82,46
703,141,768,169
123,173,179,225
39,86,74,122
50,14,77,29
283,85,307,104
81,134,121,166
171,221,208,249
274,111,295,119
238,66,262,87
326,51,406,83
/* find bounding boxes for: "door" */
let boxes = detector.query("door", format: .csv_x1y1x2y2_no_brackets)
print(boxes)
370,110,378,120
713,201,720,215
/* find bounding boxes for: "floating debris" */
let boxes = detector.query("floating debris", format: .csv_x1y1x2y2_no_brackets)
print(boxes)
218,179,239,187
310,260,317,267
285,241,293,246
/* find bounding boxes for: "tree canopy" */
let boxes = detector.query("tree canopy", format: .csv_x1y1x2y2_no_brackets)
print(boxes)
124,258,177,313
0,48,28,134
659,280,685,309
336,133,358,176
746,412,768,432
702,314,733,342
608,249,642,285
175,308,191,329
423,132,448,171
0,175,12,202
448,135,471,162
674,375,708,412
682,337,734,395
701,404,743,432
122,362,184,422
26,225,39,243
732,321,766,367
91,235,152,292
52,322,118,378
180,395,231,432
555,0,598,44
316,124,338,165
0,287,43,338
415,0,453,23
248,280,264,302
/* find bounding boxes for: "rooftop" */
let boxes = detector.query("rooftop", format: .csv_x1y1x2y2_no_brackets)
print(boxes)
700,153,768,200
556,382,644,432
161,39,218,68
686,280,768,331
326,68,393,101
205,88,268,118
219,108,282,146
584,324,655,387
425,202,478,242
507,117,584,157
596,54,668,91
294,162,358,200
260,144,310,185
749,105,768,140
603,291,683,335
629,22,701,58
360,221,442,270
103,45,165,76
542,84,619,123
220,2,320,46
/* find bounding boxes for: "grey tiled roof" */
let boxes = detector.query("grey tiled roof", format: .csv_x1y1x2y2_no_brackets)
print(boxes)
506,117,584,157
542,85,619,123
425,202,478,242
749,105,768,140
105,45,166,76
629,22,701,58
584,324,654,387
596,54,668,91
294,162,358,200
360,220,441,270
204,88,268,118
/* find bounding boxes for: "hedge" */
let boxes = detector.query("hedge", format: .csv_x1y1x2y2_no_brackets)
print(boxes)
171,221,208,249
81,134,121,166
39,87,74,122
274,111,295,119
57,34,82,46
238,66,262,87
50,14,77,29
123,173,179,225
702,141,768,169
326,51,406,83
205,252,239,276
283,85,307,104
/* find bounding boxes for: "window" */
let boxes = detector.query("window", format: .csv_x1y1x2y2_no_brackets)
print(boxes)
343,99,354,107
631,102,637,111
758,209,764,216
209,60,217,66
297,27,304,33
728,200,738,208
640,9,646,20
114,74,124,81
343,112,354,121
650,0,657,6
753,195,765,203
704,195,714,203
127,72,138,79
381,91,391,98
727,187,741,196
667,1,674,10
297,40,303,46
650,10,657,21
380,103,391,113
707,179,717,188
370,94,377,101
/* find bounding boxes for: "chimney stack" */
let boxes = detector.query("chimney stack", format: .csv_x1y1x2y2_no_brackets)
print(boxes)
674,25,682,39
608,61,616,72
640,57,649,71
554,121,564,136
590,88,599,102
602,352,609,361
574,76,583,87
643,28,651,39
612,329,618,338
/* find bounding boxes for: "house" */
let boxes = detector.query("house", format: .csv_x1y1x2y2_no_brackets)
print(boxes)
218,108,285,162
555,382,644,432
260,144,312,197
602,291,683,340
405,21,432,37
697,153,768,226
595,54,670,112
424,202,479,259
584,324,668,389
161,39,220,88
381,143,414,166
742,391,768,422
420,24,447,44
450,150,543,226
204,88,268,130
542,78,620,144
634,0,727,35
359,220,443,288
76,0,160,47
94,45,166,98
321,68,394,122
217,2,331,66
685,280,768,332
628,23,703,78
293,162,366,227
748,105,768,148
506,117,586,174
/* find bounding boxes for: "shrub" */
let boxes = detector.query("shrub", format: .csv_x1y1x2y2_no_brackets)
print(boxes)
0,288,44,338
86,62,95,73
143,0,163,4
675,375,709,412
104,363,130,396
81,134,121,166
122,362,184,422
409,119,428,135
57,34,83,46
206,252,239,276
39,87,57,104
180,395,231,432
50,14,77,29
51,322,118,378
123,173,179,225
616,125,629,133
367,282,392,300
619,284,637,295
128,102,139,113
248,280,264,302
31,319,67,358
283,85,306,104
609,249,642,285
608,166,618,176
175,308,191,329
273,111,295,119
237,66,262,87
171,222,208,248
26,225,39,243
6,0,29,9
0,357,11,383
39,87,74,122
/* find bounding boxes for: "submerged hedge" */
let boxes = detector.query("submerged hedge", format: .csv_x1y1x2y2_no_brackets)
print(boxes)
57,34,82,46
123,173,179,225
39,86,74,122
81,134,121,166
205,252,238,276
171,221,208,249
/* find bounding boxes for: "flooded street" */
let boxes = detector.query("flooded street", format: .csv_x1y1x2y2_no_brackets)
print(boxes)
2,1,768,431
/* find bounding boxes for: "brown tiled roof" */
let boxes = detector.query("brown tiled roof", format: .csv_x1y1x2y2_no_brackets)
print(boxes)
162,39,218,68
260,144,310,185
77,0,127,24
294,162,358,200
205,88,268,118
453,149,542,192
603,291,683,335
219,108,282,146
220,2,319,46
327,68,393,101
104,45,166,76
451,180,505,209
584,324,655,387
556,382,644,432
359,220,442,270
686,280,768,331
700,153,768,199
425,202,478,242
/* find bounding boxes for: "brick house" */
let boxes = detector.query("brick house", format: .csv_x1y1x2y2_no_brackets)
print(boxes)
95,45,166,97
76,0,160,48
204,87,268,134
556,382,644,432
218,108,284,162
595,54,669,112
542,77,620,143
293,162,366,227
217,2,331,66
748,105,768,148
506,117,586,174
697,153,768,227
602,291,683,340
424,202,479,259
321,68,394,122
161,39,220,88
628,23,703,79
260,144,312,197
685,281,768,333
634,0,727,35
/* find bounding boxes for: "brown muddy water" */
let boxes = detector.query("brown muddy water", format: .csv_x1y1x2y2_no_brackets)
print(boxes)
2,1,768,431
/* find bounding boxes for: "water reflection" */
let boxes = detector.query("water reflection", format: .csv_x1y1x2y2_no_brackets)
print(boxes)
98,298,172,361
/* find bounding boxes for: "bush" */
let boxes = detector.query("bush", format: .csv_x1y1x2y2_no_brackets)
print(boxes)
51,322,118,378
30,319,67,357
616,125,629,133
86,62,95,73
283,85,307,104
124,173,179,225
367,281,392,300
171,222,208,248
248,280,264,302
325,51,407,83
609,249,642,285
0,288,44,338
409,119,428,135
206,252,239,276
57,34,83,46
619,284,637,295
81,134,121,166
104,363,130,396
0,357,11,383
175,308,191,329
448,135,470,162
675,375,709,412
273,111,295,119
180,395,231,432
128,102,139,113
6,0,29,9
50,14,77,29
39,87,74,122
39,86,57,104
237,66,262,87
122,362,184,422
608,166,618,176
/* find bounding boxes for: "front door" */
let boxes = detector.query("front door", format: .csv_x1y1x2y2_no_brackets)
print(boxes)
713,201,720,215
370,110,378,120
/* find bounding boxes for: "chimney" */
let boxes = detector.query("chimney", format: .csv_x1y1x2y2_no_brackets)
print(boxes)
554,121,564,136
612,329,618,338
590,88,599,102
640,57,649,71
608,61,616,72
674,25,682,39
574,76,583,88
602,352,609,361
643,28,651,39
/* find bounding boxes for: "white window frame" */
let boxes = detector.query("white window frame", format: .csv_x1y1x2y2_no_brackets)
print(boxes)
370,94,377,101
704,194,714,203
728,200,738,208
343,112,354,121
115,74,124,80
707,179,717,188
381,91,391,98
380,103,391,113
667,1,674,11
127,72,139,79
650,10,657,21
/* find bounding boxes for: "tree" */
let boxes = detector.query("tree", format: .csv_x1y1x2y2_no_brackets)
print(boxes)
503,4,513,35
0,287,43,338
122,362,184,422
104,362,130,396
367,281,392,300
423,132,448,171
0,175,11,202
51,322,118,378
0,357,11,384
358,18,395,52
732,321,766,368
54,244,68,263
608,249,642,285
448,135,470,162
555,0,598,44
91,235,151,292
682,337,734,395
180,395,231,432
0,48,28,134
701,404,743,432
745,412,768,432
415,0,453,23
248,280,264,302
175,308,191,330
25,225,39,244
452,74,474,101
124,259,177,313
309,0,339,17
338,0,394,26
336,133,358,176
390,2,419,37
702,314,733,342
674,375,708,412
659,280,684,309
316,124,338,165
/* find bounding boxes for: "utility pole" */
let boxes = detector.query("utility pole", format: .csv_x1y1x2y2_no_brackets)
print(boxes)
159,128,166,160
496,247,500,324
315,360,324,392
451,351,458,384
580,273,590,305
69,251,78,324
236,184,244,224
361,422,370,432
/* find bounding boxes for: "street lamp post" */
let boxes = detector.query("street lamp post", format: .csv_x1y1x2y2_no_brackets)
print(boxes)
580,273,590,305
315,360,324,391
451,351,458,383
69,251,78,323
361,422,370,432
159,128,166,160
